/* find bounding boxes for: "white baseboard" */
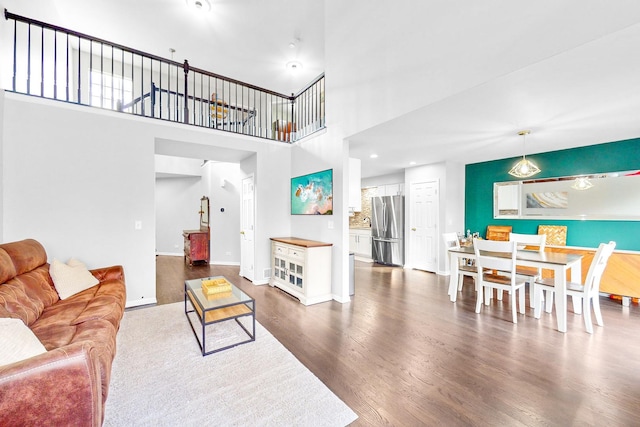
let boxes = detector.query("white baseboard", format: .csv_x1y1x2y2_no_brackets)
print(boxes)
155,253,240,266
126,298,158,308
332,294,352,303
252,279,269,286
211,261,240,266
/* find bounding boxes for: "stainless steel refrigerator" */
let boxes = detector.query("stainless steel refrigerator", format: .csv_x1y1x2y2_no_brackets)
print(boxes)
371,195,404,266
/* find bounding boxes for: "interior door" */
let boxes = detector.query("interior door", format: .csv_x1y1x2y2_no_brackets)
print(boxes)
409,181,438,272
240,175,255,281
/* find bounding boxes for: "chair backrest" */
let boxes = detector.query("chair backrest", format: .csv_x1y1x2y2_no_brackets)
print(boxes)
509,232,546,253
584,241,616,297
486,225,512,241
473,238,517,274
442,233,461,250
538,225,567,246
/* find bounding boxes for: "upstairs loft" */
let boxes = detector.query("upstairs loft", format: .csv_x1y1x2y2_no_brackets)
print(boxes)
2,9,325,143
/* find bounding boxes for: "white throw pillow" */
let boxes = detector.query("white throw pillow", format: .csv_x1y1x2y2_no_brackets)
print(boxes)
50,258,99,300
0,318,47,366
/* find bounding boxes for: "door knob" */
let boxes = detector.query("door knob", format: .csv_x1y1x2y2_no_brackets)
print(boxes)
411,227,416,231
240,231,245,235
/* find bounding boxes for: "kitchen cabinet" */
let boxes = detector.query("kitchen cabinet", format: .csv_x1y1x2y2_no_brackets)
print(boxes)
376,183,405,196
349,158,362,212
270,237,333,305
349,228,372,261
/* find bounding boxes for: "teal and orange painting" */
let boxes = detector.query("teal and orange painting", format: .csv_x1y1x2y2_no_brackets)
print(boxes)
291,169,333,215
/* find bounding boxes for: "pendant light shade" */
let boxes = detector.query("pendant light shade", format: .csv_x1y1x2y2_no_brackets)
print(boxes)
571,176,594,190
509,130,541,178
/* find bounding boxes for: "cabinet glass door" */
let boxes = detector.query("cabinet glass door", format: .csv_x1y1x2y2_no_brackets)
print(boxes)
274,257,286,280
288,261,304,288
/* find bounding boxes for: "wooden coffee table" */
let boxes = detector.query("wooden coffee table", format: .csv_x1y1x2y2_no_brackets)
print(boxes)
184,276,255,355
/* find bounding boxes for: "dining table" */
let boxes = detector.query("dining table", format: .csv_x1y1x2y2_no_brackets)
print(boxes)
447,245,583,333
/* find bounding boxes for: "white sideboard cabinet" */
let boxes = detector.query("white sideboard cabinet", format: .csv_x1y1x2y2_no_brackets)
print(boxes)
270,237,333,305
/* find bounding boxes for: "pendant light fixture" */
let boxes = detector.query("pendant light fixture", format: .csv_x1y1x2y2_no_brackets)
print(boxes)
571,176,594,190
508,130,541,178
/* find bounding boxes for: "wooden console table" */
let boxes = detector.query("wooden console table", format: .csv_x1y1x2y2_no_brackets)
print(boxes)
183,229,209,265
542,246,640,300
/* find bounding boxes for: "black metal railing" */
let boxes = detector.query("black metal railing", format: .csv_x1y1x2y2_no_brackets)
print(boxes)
3,9,325,143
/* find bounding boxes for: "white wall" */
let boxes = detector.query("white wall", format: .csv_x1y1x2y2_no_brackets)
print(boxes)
155,155,202,177
0,91,4,243
155,176,202,255
249,145,292,284
405,161,465,274
203,161,241,265
290,129,350,302
361,172,404,189
1,92,291,306
2,95,156,306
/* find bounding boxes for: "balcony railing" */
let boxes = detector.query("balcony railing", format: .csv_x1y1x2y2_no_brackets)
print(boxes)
3,9,325,143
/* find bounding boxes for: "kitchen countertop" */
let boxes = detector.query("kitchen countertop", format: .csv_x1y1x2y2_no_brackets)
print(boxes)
349,227,372,230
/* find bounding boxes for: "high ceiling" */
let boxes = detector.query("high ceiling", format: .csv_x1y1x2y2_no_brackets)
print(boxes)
3,1,640,179
2,0,324,96
336,2,640,178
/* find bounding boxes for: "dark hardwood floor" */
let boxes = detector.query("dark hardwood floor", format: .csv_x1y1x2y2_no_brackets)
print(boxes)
155,255,640,426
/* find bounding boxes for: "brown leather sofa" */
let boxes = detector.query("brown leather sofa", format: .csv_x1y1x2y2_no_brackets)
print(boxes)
0,239,126,426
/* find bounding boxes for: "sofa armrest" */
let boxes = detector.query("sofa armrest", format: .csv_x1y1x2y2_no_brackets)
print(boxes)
90,265,125,284
0,341,103,427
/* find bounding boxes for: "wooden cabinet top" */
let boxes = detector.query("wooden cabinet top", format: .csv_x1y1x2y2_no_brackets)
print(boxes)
270,237,333,248
183,229,208,235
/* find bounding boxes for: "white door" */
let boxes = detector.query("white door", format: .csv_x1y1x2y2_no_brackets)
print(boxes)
409,181,438,272
240,175,255,281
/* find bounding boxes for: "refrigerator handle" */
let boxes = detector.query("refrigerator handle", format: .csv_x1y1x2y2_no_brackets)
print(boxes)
382,202,387,234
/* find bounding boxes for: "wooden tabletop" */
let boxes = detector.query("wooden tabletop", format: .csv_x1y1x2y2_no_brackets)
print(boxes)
449,246,582,265
270,237,333,248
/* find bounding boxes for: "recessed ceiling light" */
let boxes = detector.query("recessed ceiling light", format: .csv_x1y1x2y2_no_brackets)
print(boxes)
370,154,378,159
409,161,416,165
286,61,303,72
186,0,211,12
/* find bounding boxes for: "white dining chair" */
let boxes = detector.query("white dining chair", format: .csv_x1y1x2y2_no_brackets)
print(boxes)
533,241,616,333
473,238,528,323
509,232,547,307
442,232,477,295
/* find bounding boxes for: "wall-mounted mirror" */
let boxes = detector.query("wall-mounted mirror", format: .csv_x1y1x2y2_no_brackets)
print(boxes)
200,196,209,229
494,170,640,221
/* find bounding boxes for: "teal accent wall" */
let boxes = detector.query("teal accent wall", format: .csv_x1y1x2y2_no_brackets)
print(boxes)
465,138,640,251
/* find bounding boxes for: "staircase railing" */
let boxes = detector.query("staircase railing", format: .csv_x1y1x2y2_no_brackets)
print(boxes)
3,9,325,143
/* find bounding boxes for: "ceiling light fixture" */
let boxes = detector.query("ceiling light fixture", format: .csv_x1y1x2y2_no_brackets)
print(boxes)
186,0,211,12
571,176,594,191
285,61,303,72
370,154,378,159
508,130,541,178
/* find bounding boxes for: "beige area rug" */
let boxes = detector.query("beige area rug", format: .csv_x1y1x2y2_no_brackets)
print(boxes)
104,302,357,426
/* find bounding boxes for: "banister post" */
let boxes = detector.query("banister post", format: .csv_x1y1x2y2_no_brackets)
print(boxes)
183,59,189,124
290,93,295,142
